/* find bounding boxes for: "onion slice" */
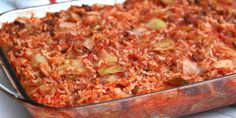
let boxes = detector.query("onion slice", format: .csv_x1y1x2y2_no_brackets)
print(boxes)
146,18,166,30
98,65,123,76
183,58,201,75
153,38,175,51
83,38,94,50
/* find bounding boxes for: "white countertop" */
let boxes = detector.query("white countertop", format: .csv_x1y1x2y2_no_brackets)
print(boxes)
0,1,236,118
0,92,31,118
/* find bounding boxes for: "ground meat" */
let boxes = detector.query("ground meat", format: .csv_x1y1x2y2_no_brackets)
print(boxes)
1,0,236,107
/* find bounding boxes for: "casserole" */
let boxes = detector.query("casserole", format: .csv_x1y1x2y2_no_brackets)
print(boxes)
0,0,236,117
14,0,75,8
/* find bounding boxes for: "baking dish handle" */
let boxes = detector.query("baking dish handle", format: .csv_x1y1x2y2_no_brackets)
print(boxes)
0,58,21,98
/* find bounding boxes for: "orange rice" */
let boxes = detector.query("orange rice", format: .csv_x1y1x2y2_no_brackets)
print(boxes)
1,0,236,107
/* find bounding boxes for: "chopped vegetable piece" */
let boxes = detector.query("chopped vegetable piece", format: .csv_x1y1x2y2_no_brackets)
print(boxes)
128,28,145,36
146,18,166,30
32,54,47,67
34,54,47,63
59,22,77,29
39,84,50,92
25,49,33,56
69,12,81,22
213,59,234,70
206,70,218,78
100,50,118,63
100,75,119,82
98,65,123,76
83,38,94,50
58,59,85,75
183,58,201,75
153,38,174,51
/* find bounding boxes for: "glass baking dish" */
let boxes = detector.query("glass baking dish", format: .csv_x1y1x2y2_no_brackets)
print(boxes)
0,1,236,118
